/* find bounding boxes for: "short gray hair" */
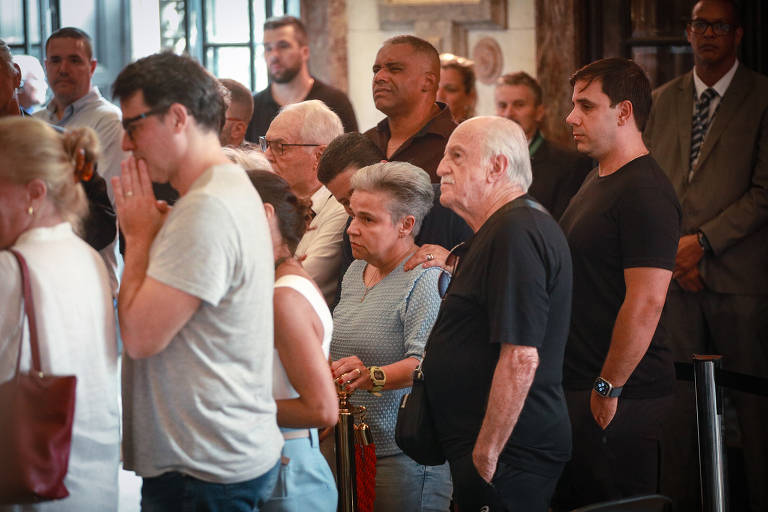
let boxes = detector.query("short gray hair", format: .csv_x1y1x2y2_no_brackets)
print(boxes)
222,145,273,173
350,161,434,237
279,99,343,145
479,116,532,191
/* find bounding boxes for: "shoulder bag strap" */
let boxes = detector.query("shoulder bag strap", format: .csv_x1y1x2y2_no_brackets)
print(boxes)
9,249,42,374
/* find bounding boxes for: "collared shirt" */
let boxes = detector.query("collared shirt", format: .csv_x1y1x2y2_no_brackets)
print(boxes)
692,59,739,121
35,87,128,202
364,102,457,183
34,86,128,294
295,185,348,306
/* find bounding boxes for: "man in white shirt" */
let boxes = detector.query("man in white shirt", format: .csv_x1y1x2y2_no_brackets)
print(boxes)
644,1,768,510
262,99,347,304
34,27,127,290
112,51,282,512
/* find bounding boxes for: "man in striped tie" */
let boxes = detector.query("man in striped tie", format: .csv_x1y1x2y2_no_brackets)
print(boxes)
644,1,768,511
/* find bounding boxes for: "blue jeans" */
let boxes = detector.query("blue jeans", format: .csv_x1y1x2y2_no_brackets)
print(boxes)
140,462,280,512
374,452,452,512
263,429,337,512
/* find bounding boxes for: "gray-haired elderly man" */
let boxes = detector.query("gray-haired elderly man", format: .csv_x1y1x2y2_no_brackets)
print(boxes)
422,116,573,511
263,99,348,304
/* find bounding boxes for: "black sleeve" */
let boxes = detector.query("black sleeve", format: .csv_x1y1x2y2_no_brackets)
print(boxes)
80,170,116,251
619,185,680,270
330,217,354,312
551,154,594,221
331,93,358,133
487,215,550,348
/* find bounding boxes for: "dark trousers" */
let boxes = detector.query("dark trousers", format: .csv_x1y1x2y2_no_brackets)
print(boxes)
660,288,768,512
552,390,673,511
140,463,280,512
449,452,562,512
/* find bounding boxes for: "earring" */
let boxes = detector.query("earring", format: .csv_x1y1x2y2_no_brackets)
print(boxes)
27,206,34,216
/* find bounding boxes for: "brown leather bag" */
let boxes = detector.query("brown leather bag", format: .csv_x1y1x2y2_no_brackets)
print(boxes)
0,249,77,504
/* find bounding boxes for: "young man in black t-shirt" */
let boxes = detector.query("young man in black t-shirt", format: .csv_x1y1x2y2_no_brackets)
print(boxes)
554,58,681,510
422,116,572,511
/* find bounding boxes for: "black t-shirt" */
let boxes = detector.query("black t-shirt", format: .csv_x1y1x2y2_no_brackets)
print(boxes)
423,196,573,476
244,79,358,142
558,154,681,398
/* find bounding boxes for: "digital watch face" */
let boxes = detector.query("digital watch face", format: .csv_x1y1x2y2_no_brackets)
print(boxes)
594,378,610,396
373,369,385,381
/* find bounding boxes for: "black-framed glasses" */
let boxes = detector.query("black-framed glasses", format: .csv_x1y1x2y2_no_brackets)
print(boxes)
687,19,733,36
438,242,467,299
122,107,169,141
258,136,320,156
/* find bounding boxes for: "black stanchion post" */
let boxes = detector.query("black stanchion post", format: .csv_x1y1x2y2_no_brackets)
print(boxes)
693,354,728,512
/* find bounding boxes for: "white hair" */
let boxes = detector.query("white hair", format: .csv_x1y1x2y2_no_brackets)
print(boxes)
474,116,532,191
279,99,344,145
350,161,434,237
222,145,273,173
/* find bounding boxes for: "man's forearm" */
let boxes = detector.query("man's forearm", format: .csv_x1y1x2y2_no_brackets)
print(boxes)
474,345,539,459
600,294,664,386
117,239,152,338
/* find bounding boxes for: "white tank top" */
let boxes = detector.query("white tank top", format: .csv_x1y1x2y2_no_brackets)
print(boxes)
273,273,333,400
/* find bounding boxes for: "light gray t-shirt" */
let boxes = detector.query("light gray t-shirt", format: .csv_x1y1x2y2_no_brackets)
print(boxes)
122,163,282,483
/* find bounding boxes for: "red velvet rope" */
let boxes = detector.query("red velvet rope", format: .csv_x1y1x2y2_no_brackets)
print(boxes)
355,443,376,512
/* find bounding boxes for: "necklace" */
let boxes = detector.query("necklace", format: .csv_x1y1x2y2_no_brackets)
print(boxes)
361,266,381,302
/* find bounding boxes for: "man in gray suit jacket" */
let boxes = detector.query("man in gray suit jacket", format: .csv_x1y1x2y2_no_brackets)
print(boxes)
644,1,768,511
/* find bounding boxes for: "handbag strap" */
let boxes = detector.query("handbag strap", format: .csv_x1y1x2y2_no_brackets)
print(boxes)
9,249,42,374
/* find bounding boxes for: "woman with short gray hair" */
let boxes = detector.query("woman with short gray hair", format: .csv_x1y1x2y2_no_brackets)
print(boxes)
330,161,452,511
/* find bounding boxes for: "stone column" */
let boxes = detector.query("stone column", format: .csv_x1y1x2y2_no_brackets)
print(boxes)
535,0,587,146
302,0,349,93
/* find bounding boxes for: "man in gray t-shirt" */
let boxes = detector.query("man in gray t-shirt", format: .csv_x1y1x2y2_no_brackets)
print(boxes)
112,52,282,512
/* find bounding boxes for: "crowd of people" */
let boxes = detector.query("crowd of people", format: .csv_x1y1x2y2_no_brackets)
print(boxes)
0,0,766,511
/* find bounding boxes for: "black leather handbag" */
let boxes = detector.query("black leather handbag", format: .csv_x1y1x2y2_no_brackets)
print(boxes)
395,362,446,466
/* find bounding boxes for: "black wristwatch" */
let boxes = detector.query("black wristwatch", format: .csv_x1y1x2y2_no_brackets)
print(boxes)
593,376,623,398
697,230,712,252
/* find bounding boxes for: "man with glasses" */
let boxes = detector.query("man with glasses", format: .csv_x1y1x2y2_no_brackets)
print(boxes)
263,99,348,305
219,78,254,148
112,52,282,511
422,116,573,511
245,16,357,143
34,27,127,291
645,1,768,509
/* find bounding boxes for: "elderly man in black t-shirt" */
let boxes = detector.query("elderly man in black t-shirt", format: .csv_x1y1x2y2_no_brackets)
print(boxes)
554,58,681,510
422,116,573,511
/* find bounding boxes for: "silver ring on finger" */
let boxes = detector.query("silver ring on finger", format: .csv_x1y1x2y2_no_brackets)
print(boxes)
125,190,134,197
426,253,434,261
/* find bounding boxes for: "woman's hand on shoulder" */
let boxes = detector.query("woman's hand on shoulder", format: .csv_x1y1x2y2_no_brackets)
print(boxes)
403,244,450,271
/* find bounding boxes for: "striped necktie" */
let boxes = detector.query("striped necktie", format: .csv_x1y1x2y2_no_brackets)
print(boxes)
689,87,717,179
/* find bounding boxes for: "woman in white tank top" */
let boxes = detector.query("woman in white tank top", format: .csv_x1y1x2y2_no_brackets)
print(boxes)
247,170,338,512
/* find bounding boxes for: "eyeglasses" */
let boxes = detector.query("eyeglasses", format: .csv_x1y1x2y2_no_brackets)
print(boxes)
122,107,168,141
438,242,467,299
258,136,320,156
687,19,733,36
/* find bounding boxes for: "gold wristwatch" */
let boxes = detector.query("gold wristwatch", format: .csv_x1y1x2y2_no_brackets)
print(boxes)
368,366,386,396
